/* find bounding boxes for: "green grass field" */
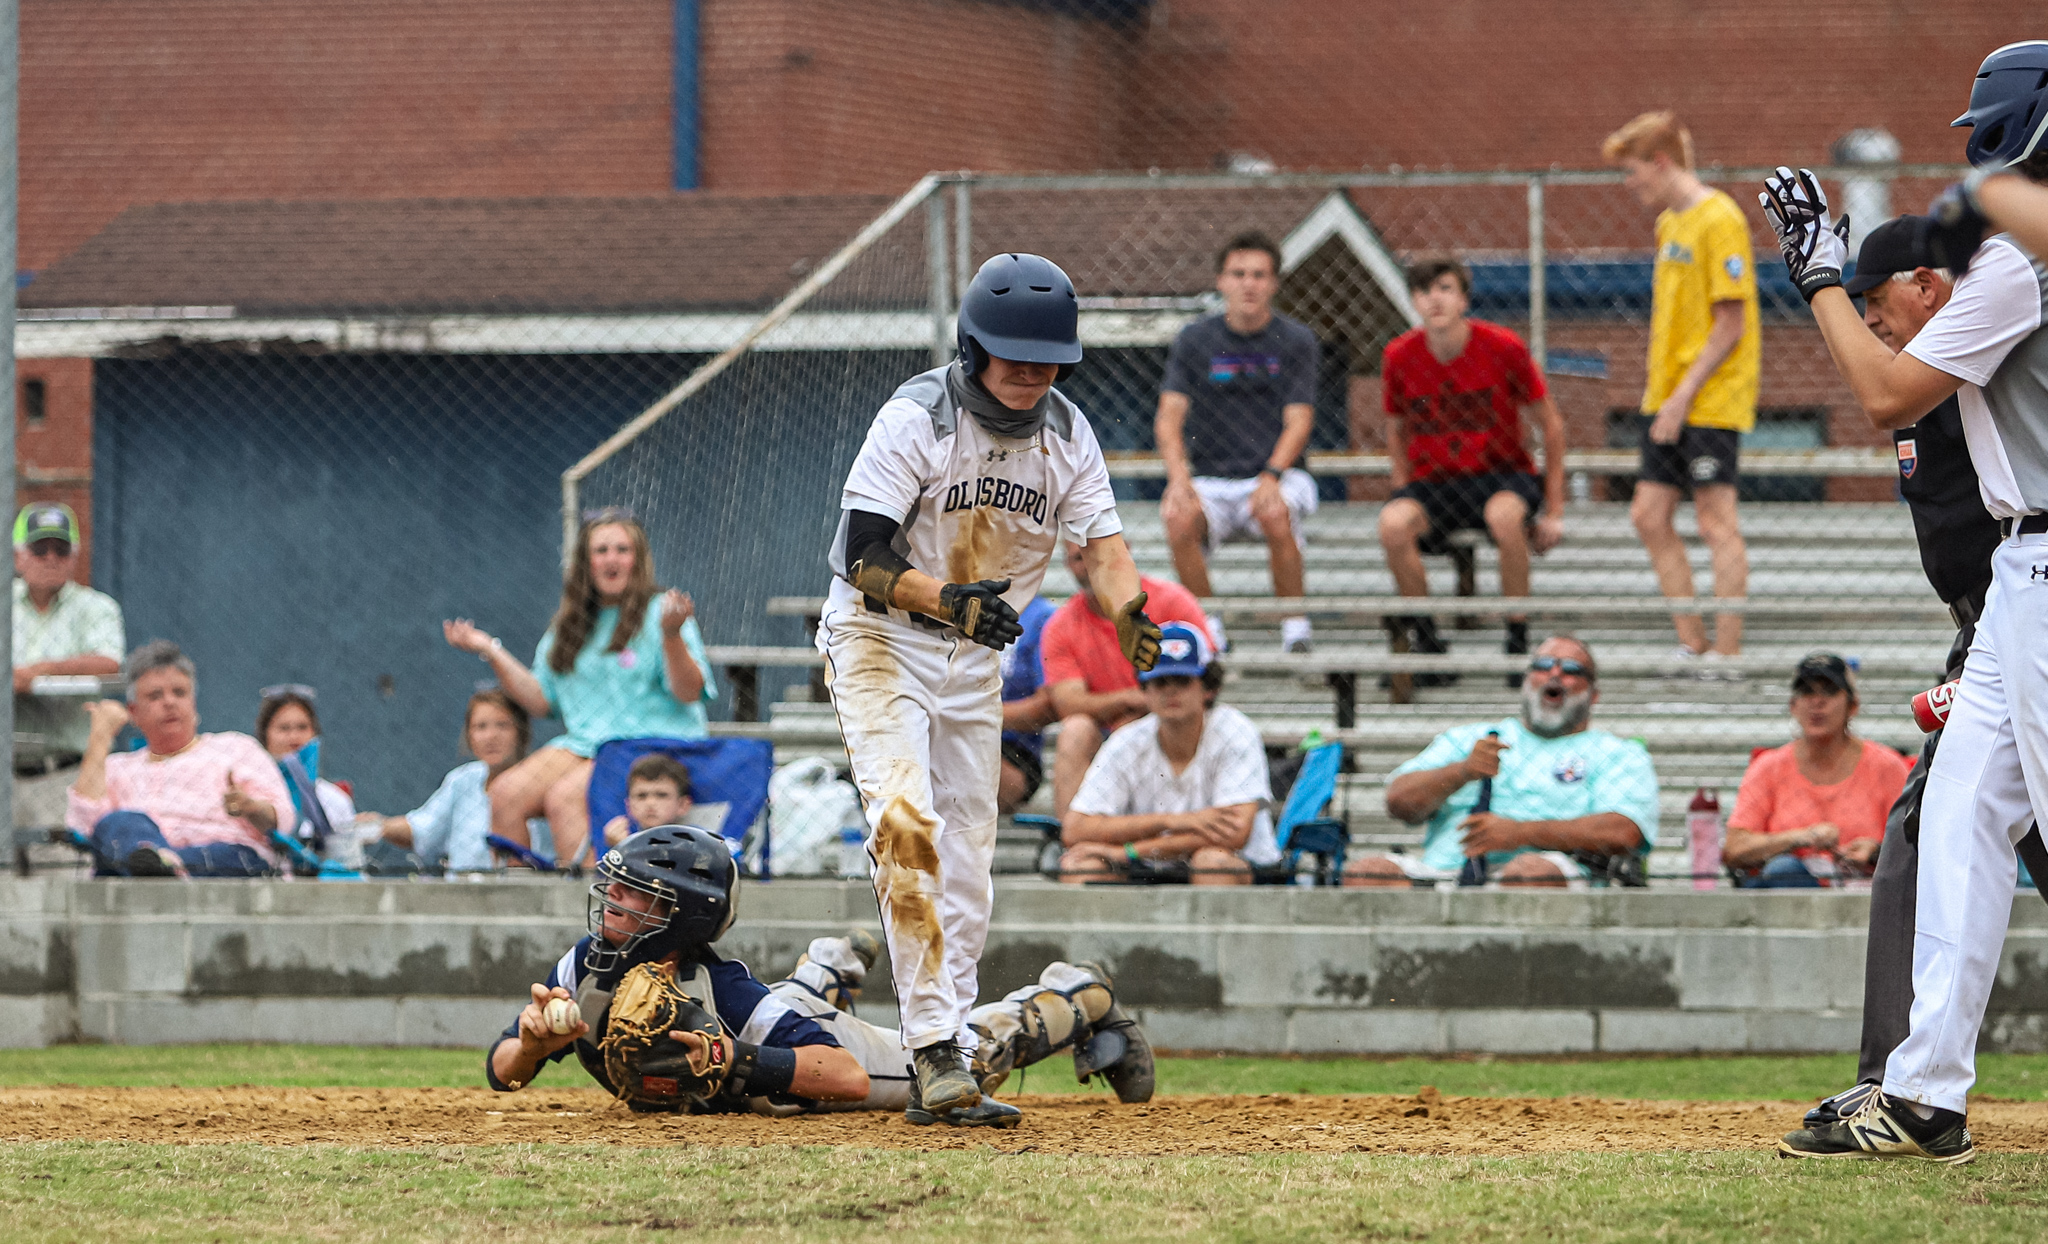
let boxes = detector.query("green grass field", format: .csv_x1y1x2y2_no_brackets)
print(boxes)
6,1045,2048,1242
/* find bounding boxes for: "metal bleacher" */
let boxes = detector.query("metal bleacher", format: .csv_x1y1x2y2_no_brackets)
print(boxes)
708,496,1947,884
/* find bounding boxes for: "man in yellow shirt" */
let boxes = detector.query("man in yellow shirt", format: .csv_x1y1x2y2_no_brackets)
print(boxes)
1603,112,1761,673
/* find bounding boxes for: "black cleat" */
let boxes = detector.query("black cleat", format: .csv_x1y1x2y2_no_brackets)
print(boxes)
909,1040,979,1117
905,1082,1023,1129
1778,1091,1975,1164
1803,1079,1880,1129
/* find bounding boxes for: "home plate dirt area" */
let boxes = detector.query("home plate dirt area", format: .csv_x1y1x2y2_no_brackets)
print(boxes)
10,1087,2048,1155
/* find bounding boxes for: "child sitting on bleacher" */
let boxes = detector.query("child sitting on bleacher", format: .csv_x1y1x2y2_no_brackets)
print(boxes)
598,753,695,851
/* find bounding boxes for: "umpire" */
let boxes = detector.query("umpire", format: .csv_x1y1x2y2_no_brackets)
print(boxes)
1805,216,2048,1127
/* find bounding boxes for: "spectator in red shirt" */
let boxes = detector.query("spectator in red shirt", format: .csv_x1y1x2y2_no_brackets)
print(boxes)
1379,256,1567,678
1725,653,1909,887
1041,542,1212,818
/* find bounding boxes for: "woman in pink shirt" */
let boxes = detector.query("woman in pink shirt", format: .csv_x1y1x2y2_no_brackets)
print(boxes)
1726,653,1910,887
67,640,293,877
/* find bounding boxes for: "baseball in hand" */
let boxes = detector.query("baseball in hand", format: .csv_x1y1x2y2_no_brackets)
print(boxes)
543,997,581,1035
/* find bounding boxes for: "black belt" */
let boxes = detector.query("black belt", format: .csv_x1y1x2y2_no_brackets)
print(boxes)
2000,513,2048,538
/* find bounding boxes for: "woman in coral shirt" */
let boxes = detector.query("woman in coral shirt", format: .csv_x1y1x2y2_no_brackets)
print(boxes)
1726,653,1910,887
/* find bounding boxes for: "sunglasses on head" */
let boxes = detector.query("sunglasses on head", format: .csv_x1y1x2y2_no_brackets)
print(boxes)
581,506,637,525
1527,656,1590,678
260,683,317,703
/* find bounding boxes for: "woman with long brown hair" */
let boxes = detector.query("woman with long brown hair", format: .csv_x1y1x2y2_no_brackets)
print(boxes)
443,511,715,865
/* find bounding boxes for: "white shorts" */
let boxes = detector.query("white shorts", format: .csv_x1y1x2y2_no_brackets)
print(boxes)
1193,470,1317,555
1383,849,1588,890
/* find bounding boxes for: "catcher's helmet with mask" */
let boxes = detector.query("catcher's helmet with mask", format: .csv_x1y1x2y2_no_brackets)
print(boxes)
582,825,737,976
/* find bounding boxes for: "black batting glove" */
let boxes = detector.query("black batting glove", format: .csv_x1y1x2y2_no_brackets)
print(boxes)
1759,166,1850,303
1114,592,1163,672
1926,171,1996,275
938,578,1022,651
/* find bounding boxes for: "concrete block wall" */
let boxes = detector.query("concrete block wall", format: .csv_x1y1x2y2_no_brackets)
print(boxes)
7,877,2048,1054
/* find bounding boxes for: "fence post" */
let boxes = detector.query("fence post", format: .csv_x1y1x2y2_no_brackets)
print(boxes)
927,192,952,368
952,178,973,304
1527,175,1546,370
0,0,17,851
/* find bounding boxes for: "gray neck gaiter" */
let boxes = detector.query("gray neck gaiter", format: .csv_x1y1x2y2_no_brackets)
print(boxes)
949,360,1049,440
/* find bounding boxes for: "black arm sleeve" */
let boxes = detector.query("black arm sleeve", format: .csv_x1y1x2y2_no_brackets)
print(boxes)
725,1039,798,1098
844,509,910,575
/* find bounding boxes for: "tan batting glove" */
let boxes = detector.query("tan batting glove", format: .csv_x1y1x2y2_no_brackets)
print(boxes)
1115,592,1163,672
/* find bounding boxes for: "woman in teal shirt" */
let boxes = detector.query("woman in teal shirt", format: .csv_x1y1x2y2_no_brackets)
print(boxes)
444,511,716,865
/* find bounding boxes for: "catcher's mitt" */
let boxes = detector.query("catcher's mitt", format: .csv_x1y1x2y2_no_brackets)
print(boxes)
599,961,734,1111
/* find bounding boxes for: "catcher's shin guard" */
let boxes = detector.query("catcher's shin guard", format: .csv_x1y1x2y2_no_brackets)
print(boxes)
786,929,881,1012
968,961,1154,1103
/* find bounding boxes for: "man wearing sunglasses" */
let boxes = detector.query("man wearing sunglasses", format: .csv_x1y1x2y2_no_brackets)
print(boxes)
11,502,125,832
1345,635,1658,888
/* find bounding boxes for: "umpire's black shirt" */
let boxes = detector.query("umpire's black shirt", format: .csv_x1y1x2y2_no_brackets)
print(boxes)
1894,395,1999,608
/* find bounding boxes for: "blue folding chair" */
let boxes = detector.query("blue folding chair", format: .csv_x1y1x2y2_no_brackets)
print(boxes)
1274,741,1349,885
586,737,775,873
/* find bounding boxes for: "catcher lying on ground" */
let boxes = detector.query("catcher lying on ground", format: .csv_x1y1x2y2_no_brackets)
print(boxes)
486,825,1153,1128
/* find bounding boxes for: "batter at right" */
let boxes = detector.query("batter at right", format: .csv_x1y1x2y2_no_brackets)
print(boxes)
1761,41,2048,1164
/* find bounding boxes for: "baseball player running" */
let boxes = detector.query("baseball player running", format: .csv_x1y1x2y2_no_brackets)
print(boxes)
487,826,1154,1127
1761,42,2048,1163
818,253,1161,1126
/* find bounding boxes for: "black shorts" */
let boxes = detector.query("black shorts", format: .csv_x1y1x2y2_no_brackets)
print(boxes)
1635,416,1741,491
1389,472,1544,549
999,740,1044,804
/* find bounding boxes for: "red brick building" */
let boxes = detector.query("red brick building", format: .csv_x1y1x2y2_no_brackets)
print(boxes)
19,0,2038,556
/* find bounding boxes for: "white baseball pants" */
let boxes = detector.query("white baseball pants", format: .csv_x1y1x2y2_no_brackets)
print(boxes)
819,605,1001,1051
1884,531,2048,1113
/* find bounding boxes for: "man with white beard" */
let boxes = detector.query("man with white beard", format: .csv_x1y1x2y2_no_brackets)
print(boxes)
1344,635,1660,888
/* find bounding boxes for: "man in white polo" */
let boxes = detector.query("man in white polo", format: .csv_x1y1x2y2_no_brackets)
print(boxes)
13,502,124,829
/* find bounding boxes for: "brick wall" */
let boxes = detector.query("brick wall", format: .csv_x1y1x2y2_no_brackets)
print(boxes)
22,0,674,272
15,359,95,579
699,0,1132,193
1126,1,2036,174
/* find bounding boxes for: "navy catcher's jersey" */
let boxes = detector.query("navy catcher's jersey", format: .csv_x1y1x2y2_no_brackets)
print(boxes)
485,936,838,1090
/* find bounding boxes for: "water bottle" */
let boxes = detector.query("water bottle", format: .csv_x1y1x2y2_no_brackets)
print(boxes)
1688,787,1721,891
838,826,869,879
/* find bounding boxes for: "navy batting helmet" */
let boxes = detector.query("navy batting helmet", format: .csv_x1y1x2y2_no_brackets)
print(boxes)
582,824,737,975
1954,40,2048,168
957,253,1082,380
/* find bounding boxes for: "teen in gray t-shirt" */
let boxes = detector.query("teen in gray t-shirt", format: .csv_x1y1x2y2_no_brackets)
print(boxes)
1155,232,1322,652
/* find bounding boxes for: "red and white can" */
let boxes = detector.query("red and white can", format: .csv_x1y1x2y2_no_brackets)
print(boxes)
1913,679,1961,732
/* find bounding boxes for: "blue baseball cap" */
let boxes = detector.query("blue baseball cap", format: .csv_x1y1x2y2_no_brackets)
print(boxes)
1141,621,1213,682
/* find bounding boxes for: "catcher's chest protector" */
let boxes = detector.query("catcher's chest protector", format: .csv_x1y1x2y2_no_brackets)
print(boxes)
572,960,721,1094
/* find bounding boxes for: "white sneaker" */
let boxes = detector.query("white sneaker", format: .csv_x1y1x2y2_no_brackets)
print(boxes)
1662,645,1702,679
1698,651,1746,682
1280,616,1312,652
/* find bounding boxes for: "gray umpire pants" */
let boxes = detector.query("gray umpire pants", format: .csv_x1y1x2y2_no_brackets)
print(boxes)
1858,604,2048,1083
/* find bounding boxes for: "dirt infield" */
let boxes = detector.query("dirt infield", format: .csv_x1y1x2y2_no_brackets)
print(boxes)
9,1086,2048,1155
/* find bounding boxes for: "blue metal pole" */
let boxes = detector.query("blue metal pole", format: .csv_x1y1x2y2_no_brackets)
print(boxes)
673,0,699,190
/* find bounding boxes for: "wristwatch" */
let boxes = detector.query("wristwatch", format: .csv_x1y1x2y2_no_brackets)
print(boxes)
1260,465,1284,481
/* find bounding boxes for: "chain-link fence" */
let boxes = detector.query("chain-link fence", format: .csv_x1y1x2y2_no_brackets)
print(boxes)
18,163,1971,883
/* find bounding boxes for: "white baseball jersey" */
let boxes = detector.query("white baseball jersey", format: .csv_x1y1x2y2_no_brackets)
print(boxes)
1904,235,2048,519
826,364,1123,629
1068,704,1282,866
